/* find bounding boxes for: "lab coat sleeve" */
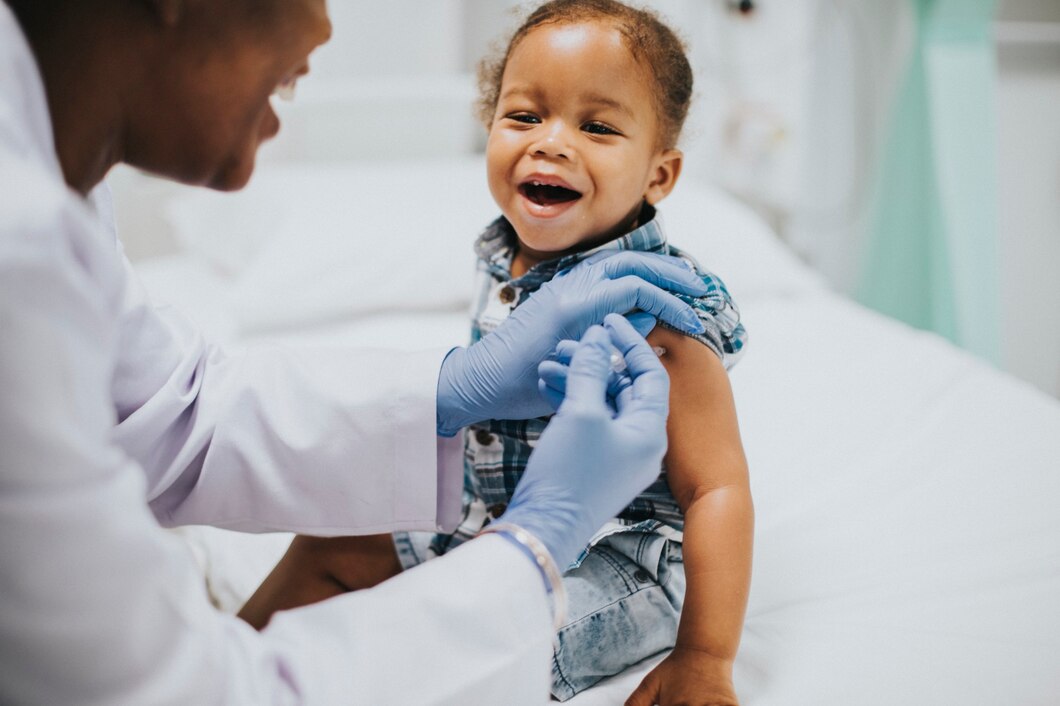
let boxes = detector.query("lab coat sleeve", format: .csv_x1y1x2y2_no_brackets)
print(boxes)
111,253,458,535
0,192,552,704
262,536,554,705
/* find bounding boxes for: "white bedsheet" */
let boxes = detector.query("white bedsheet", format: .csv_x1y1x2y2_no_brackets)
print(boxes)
129,159,1060,705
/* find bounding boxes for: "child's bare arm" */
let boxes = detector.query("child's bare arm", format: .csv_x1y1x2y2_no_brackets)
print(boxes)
627,326,753,706
238,534,402,630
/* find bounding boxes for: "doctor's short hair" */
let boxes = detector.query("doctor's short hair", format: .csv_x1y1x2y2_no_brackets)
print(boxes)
476,0,694,150
7,0,286,31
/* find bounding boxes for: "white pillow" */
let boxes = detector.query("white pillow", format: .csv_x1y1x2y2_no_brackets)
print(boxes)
164,178,291,280
658,181,825,301
167,157,495,333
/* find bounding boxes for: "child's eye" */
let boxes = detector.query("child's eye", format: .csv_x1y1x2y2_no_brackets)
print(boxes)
506,113,541,125
582,121,620,136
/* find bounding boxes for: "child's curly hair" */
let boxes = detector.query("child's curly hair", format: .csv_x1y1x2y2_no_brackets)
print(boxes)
476,0,693,150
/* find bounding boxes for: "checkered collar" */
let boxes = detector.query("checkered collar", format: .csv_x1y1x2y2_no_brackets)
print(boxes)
473,203,667,292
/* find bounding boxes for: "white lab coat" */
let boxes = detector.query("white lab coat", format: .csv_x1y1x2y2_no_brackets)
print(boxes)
0,5,552,704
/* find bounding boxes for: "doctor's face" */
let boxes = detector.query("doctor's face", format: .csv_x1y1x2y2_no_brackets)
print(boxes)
124,0,331,191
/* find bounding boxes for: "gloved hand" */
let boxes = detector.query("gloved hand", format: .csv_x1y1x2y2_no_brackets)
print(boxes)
498,314,671,570
436,251,704,435
535,309,657,412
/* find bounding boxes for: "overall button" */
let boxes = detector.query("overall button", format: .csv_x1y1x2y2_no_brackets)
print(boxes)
474,430,495,446
498,285,516,304
487,503,508,518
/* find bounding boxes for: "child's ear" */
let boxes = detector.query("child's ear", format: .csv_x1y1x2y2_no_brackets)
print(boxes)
644,149,683,205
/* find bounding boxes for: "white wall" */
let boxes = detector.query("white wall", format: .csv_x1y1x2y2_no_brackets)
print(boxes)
681,0,1060,397
995,0,1060,397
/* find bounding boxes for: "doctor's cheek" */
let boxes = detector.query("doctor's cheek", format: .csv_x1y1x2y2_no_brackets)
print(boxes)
213,106,282,191
259,104,282,144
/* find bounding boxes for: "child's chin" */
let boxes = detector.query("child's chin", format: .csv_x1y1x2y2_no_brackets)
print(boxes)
516,232,584,259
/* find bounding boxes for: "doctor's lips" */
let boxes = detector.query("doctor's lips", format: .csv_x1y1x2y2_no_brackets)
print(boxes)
519,176,582,207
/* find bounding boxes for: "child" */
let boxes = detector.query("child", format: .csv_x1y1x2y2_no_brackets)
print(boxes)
241,1,752,702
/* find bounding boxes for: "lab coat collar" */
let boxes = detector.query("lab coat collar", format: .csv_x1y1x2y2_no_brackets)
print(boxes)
0,2,64,180
0,3,115,236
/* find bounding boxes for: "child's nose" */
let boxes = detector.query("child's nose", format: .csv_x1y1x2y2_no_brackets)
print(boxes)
530,122,574,160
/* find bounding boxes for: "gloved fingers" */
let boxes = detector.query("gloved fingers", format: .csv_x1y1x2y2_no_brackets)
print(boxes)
550,339,579,364
599,276,704,336
625,311,657,338
560,325,616,414
605,313,662,369
537,377,566,411
541,356,630,415
609,370,634,413
614,378,635,412
603,314,670,418
539,360,568,388
537,360,569,411
580,250,707,296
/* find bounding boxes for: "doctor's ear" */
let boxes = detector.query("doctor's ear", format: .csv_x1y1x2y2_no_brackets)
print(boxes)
139,0,185,26
644,149,683,206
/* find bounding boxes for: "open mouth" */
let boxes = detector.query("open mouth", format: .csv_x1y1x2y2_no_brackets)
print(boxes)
519,180,582,207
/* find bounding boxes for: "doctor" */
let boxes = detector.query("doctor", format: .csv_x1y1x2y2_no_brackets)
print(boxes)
0,1,713,703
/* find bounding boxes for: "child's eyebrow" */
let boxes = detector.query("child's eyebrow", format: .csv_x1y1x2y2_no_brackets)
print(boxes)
498,86,636,120
581,93,635,119
499,86,538,102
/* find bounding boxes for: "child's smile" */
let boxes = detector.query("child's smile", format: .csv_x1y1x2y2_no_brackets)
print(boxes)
485,20,681,271
518,174,583,216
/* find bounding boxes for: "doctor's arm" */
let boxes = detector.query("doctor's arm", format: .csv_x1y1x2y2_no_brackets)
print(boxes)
1,221,669,704
112,259,454,535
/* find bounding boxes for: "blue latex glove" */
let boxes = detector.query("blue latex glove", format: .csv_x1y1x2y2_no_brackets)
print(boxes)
536,309,657,412
499,314,671,570
436,251,704,435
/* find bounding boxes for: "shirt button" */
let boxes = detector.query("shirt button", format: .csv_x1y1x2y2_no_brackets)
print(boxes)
633,569,652,583
498,285,516,304
487,503,508,518
474,430,495,446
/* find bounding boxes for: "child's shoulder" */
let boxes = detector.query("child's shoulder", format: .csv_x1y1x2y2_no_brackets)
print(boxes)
663,242,735,305
659,242,747,368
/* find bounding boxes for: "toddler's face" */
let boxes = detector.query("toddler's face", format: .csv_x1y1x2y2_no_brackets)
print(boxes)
486,21,680,263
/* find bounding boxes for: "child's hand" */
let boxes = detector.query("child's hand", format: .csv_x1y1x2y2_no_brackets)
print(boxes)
625,646,739,706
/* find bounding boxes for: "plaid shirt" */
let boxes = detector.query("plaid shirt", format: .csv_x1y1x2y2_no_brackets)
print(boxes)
432,206,746,556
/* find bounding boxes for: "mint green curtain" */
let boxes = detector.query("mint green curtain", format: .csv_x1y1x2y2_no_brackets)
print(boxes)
858,0,1000,364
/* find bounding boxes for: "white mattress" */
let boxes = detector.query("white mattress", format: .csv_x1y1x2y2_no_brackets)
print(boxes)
131,158,1060,705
